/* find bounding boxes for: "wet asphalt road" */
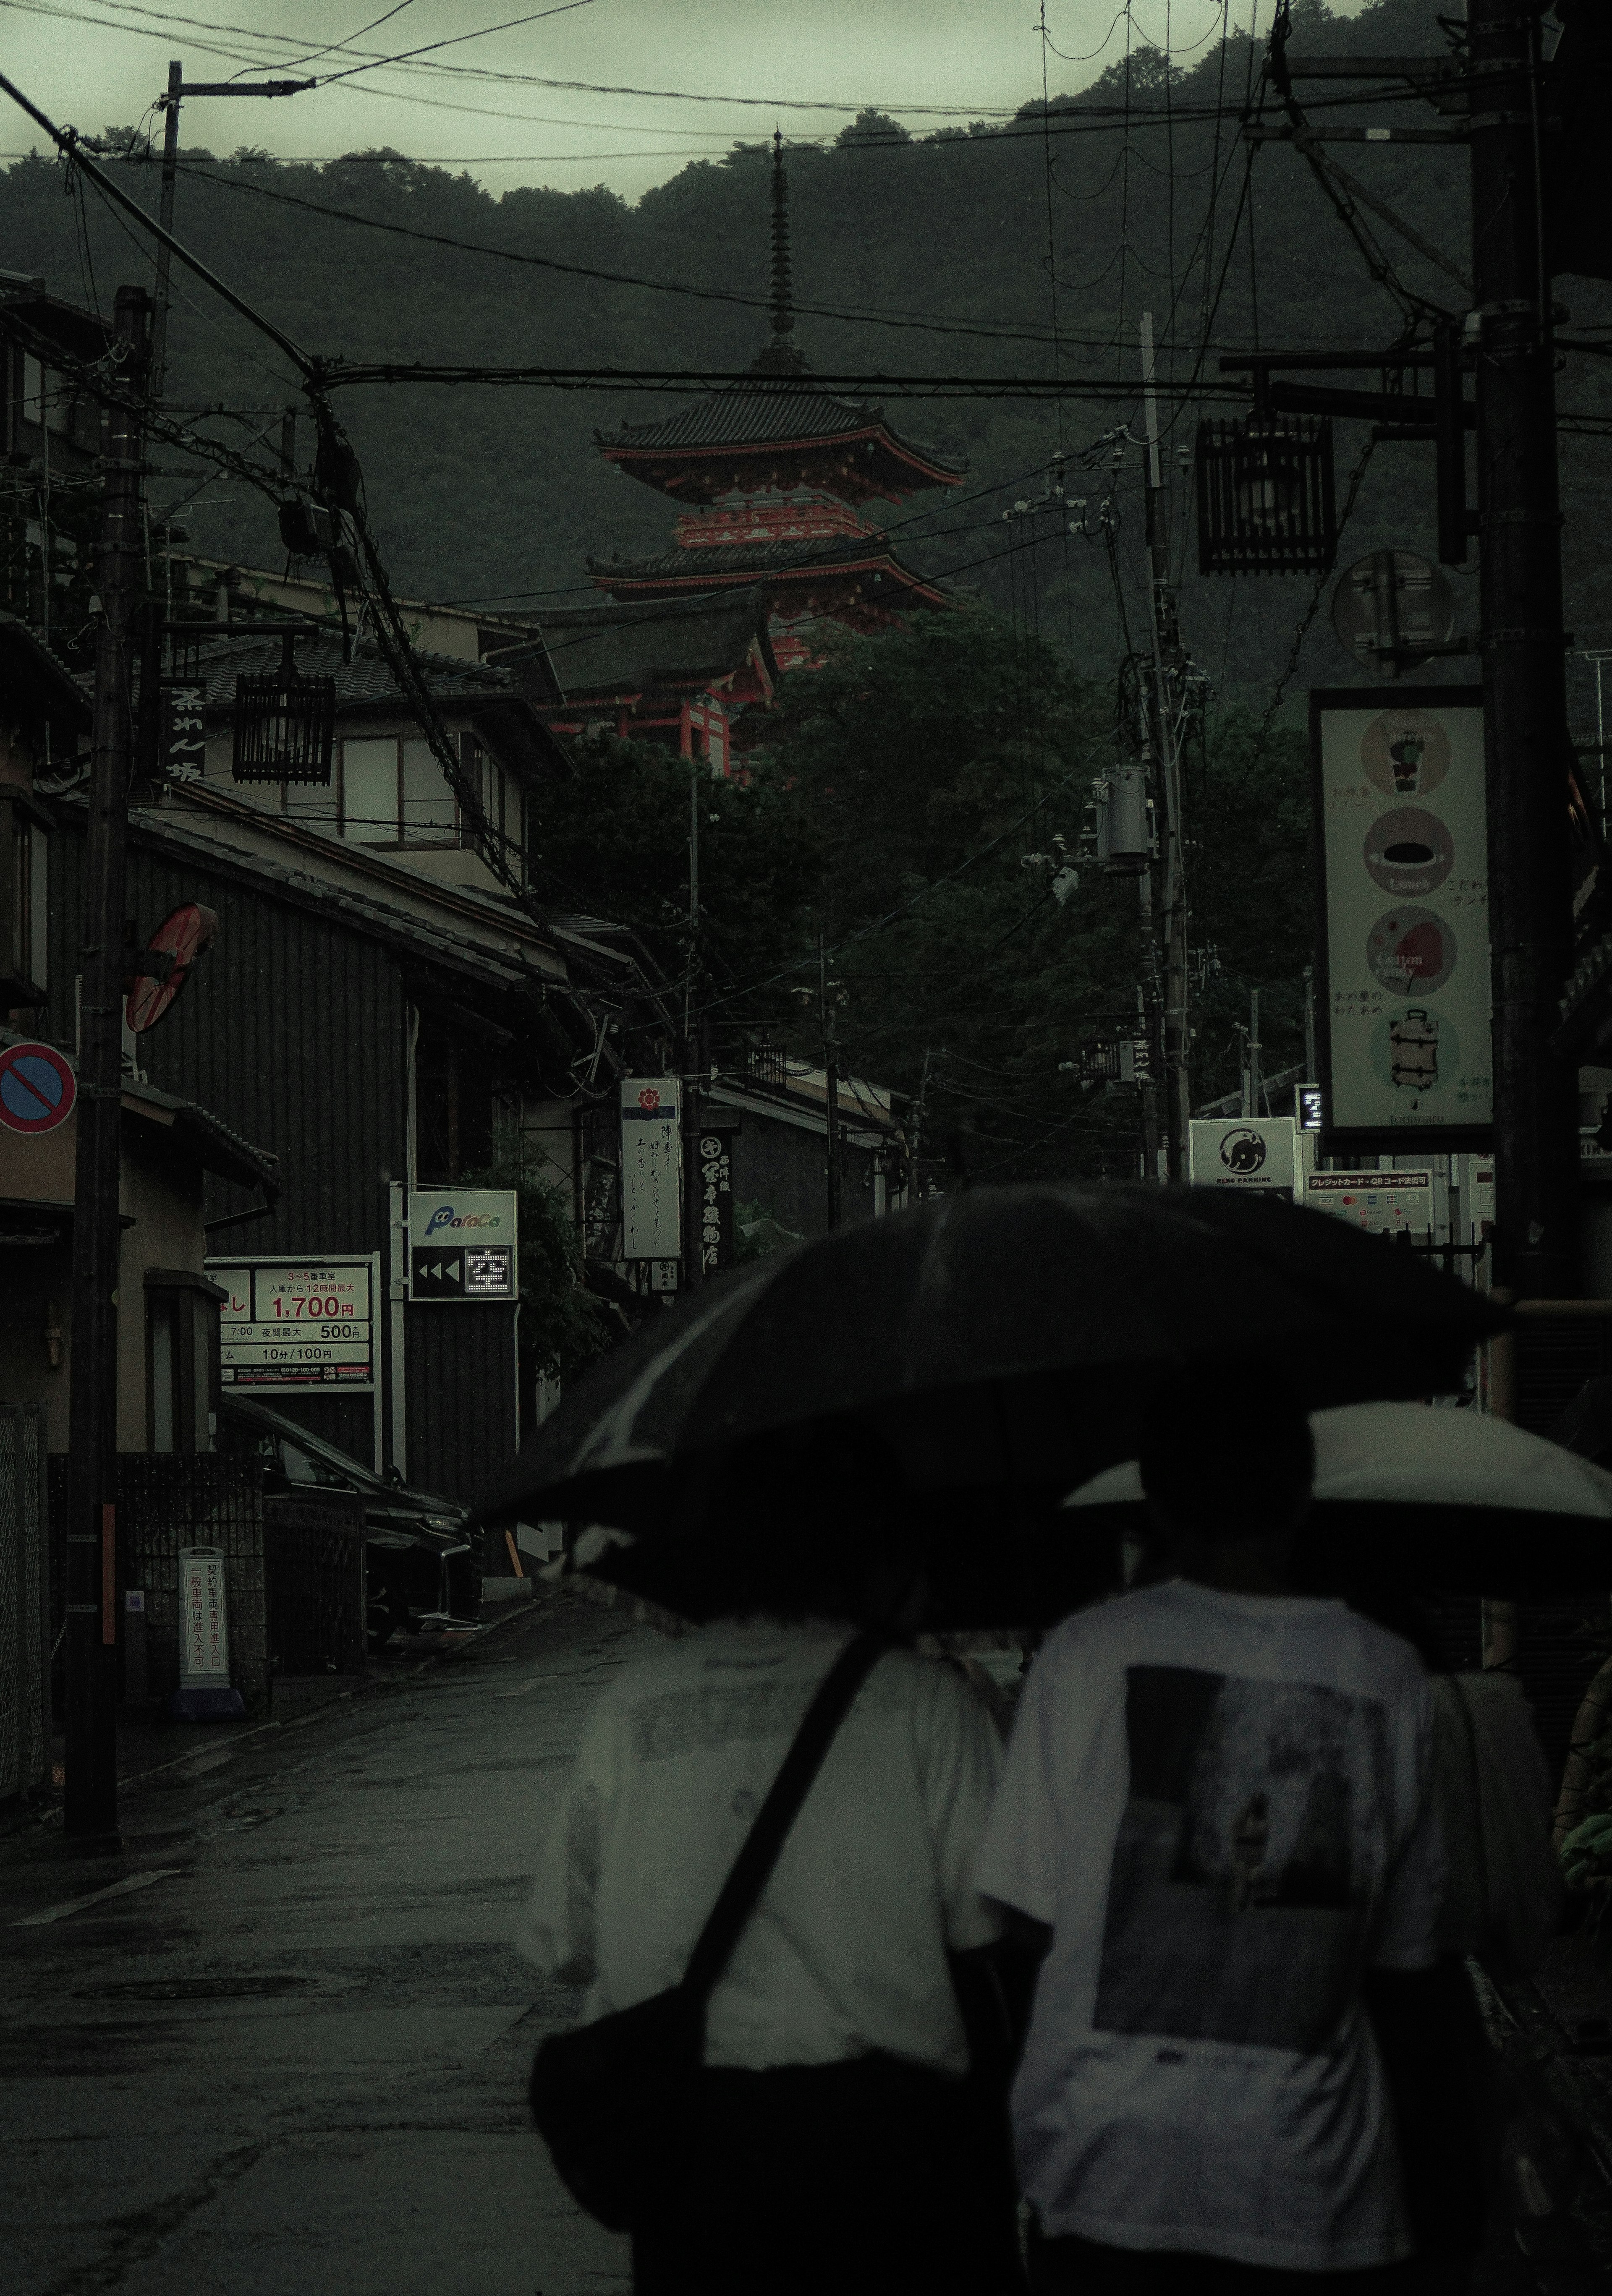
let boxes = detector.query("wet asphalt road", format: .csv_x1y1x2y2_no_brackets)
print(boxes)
2,1587,653,2296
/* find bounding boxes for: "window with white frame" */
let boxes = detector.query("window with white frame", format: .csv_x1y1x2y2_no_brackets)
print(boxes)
271,730,518,858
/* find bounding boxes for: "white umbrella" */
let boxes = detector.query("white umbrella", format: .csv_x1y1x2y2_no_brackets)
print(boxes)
1065,1402,1612,1593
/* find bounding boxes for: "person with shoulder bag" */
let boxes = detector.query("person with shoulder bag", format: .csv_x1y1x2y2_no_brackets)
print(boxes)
515,1423,1026,2296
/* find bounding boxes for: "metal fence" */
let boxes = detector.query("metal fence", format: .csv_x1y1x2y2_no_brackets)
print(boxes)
49,1452,270,1717
0,1405,49,1805
119,1455,269,1713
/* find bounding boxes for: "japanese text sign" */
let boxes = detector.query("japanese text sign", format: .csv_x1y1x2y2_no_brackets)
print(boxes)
178,1546,230,1683
620,1077,681,1261
162,682,207,783
698,1128,736,1273
209,1256,377,1390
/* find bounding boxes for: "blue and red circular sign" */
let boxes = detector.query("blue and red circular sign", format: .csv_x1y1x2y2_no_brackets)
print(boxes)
0,1042,76,1134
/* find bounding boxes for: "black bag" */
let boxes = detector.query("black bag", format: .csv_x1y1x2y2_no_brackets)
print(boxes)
529,1629,890,2233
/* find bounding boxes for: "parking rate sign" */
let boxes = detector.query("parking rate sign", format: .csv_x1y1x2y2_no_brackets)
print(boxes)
210,1258,376,1389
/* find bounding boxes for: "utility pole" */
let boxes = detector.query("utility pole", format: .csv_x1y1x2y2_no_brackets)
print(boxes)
1470,5,1578,1299
1140,312,1192,1177
64,283,150,1838
1248,988,1263,1118
1136,972,1161,1178
147,62,316,405
683,750,703,1288
819,933,842,1230
910,1044,932,1203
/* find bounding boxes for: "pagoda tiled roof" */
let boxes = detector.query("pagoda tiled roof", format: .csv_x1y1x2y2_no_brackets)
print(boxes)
596,380,966,502
599,384,960,470
589,534,950,598
498,589,777,703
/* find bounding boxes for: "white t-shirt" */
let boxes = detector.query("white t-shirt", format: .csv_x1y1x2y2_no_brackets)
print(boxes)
977,1581,1440,2272
516,1619,1004,2075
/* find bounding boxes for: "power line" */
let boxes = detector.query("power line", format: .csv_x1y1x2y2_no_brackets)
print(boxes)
167,160,1078,349
313,359,1252,398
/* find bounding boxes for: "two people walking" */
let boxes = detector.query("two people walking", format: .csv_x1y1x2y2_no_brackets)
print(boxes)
518,1374,1559,2293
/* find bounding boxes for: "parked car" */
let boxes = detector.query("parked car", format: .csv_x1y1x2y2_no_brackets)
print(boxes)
217,1395,481,1647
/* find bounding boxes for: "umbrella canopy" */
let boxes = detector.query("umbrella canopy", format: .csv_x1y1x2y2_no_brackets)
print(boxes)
1066,1401,1612,1596
472,1183,1505,1540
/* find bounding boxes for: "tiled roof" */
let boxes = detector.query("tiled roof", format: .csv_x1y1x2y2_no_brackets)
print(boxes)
597,384,966,478
518,588,774,701
178,630,523,709
589,535,950,593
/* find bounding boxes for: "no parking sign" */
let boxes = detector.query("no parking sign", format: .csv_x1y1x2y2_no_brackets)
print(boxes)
0,1042,76,1134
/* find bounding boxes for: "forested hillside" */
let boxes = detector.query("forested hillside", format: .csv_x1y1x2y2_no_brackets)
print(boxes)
3,0,1607,724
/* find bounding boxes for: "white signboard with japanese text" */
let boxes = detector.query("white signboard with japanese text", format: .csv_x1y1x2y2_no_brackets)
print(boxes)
209,1254,378,1390
406,1187,518,1302
621,1077,682,1262
1304,1169,1436,1236
1314,689,1489,1144
178,1546,230,1682
1188,1118,1298,1197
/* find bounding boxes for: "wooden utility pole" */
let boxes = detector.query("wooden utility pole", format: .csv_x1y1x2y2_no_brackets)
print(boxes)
1140,313,1192,1177
64,284,149,1837
683,750,703,1288
147,62,315,405
819,934,842,1229
149,60,182,401
1471,4,1578,1298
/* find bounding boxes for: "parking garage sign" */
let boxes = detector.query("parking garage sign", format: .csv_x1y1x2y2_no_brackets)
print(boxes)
209,1255,377,1389
406,1188,518,1302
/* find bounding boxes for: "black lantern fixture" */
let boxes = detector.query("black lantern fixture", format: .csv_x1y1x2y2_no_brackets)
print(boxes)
1195,414,1337,575
232,630,336,784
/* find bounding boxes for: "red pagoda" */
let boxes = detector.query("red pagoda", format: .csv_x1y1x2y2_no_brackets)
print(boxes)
588,135,966,673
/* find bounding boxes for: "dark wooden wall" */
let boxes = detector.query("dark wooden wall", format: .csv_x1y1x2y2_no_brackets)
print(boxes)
403,1300,519,1515
44,813,623,1505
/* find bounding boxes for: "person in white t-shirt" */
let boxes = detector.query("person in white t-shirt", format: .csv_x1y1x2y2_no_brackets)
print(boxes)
978,1369,1443,2295
518,1421,1023,2296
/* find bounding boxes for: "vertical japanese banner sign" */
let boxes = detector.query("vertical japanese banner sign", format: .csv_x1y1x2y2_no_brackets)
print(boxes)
620,1078,682,1262
698,1130,736,1272
162,683,207,782
178,1546,231,1685
1314,690,1490,1144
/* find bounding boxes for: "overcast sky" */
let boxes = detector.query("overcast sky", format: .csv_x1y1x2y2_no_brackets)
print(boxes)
0,0,1365,204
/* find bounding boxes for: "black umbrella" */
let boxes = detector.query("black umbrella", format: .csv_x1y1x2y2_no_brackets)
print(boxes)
471,1184,1505,1555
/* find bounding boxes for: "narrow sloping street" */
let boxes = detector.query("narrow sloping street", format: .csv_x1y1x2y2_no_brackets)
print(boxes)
2,1590,650,2296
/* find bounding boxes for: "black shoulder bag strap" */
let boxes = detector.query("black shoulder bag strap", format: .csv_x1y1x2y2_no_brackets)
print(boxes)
680,1628,890,2005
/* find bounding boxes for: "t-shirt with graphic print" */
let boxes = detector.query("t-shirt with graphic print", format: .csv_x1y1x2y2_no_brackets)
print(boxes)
516,1619,1004,2074
976,1580,1440,2272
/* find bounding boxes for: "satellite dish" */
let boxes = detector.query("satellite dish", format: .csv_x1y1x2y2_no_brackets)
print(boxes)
1331,549,1456,677
126,903,219,1035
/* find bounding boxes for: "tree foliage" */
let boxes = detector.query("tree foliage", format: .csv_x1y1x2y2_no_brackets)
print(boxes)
752,614,1314,1181
530,732,824,997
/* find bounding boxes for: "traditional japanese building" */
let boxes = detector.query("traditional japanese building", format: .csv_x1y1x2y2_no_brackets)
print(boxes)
586,136,967,674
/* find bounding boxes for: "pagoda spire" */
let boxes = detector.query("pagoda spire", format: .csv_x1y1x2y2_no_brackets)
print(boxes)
750,128,809,378
770,128,793,342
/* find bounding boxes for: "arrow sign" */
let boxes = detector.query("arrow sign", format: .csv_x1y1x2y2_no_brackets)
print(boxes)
409,1247,468,1300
